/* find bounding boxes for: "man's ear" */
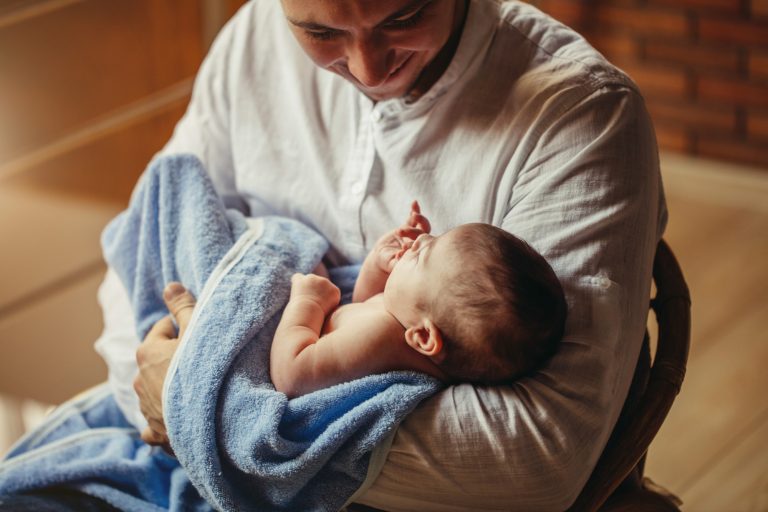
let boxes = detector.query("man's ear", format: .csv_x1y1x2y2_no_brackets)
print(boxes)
405,319,444,359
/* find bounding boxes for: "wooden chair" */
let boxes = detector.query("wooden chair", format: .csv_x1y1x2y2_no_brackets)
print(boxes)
567,239,691,511
351,239,691,512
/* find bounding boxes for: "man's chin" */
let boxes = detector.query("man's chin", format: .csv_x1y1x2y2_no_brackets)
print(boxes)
331,65,418,101
364,89,403,101
359,80,416,102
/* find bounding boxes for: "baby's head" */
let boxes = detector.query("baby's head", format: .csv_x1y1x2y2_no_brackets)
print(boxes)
384,223,566,384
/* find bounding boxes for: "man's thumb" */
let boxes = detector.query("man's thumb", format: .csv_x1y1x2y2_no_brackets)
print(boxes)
163,282,196,335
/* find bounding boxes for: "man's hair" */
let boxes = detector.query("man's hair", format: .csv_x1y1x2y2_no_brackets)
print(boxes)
432,224,567,384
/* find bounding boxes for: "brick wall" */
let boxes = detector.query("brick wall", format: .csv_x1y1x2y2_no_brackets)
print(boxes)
529,0,768,169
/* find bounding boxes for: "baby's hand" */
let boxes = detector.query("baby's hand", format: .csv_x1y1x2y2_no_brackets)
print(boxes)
404,200,431,234
372,200,432,272
290,273,340,314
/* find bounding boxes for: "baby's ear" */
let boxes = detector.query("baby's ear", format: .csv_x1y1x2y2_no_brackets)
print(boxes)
405,319,444,360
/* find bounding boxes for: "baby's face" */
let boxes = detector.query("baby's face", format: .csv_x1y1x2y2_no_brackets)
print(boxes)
384,227,468,328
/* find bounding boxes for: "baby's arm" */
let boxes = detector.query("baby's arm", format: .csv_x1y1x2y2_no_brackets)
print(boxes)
353,201,431,303
271,274,407,398
270,273,340,397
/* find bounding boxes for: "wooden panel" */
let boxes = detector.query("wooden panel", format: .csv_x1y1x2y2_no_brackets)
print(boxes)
0,268,107,403
225,0,249,19
0,185,118,313
0,0,202,164
0,103,187,315
4,97,188,203
0,0,220,406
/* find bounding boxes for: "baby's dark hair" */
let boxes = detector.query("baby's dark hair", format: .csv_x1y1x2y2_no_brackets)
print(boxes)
432,224,566,384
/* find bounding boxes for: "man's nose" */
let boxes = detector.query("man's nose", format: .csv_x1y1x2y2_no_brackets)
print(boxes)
347,36,392,88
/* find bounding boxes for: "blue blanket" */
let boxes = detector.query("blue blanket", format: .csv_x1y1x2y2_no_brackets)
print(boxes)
0,155,442,511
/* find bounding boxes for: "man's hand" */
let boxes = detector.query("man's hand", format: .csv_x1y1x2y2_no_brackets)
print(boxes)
134,282,196,449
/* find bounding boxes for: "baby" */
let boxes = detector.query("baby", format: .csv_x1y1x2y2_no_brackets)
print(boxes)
270,202,567,398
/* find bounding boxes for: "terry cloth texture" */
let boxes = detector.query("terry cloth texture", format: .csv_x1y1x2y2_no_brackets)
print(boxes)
0,155,442,511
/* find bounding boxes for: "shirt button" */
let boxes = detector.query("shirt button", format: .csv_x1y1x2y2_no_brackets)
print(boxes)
351,182,365,195
595,276,611,289
370,109,383,122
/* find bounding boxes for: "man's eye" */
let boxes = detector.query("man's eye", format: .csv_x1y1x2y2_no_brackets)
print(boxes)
306,30,338,41
385,8,426,30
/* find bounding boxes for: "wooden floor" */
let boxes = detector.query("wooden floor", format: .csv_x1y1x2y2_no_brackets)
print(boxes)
643,153,768,511
0,152,766,509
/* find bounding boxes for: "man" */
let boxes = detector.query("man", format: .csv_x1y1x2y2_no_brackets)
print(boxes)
4,0,665,509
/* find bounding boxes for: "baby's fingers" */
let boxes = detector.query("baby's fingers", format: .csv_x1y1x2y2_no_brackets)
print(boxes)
407,201,431,233
396,227,425,242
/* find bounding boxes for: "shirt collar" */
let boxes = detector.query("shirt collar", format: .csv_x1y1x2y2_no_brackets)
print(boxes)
376,0,500,118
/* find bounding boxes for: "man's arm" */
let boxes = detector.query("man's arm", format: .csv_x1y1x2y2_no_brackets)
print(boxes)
355,86,664,511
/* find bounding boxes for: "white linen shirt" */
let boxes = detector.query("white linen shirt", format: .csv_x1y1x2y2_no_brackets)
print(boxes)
94,0,667,510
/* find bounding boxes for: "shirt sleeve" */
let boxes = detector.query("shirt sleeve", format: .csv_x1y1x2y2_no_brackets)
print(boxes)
356,85,666,511
157,3,247,212
93,268,146,430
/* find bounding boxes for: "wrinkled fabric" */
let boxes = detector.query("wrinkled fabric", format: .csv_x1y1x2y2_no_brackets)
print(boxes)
1,156,440,512
96,0,666,509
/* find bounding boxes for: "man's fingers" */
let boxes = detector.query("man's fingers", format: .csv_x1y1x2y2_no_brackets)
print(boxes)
146,315,176,341
163,282,196,336
140,426,168,446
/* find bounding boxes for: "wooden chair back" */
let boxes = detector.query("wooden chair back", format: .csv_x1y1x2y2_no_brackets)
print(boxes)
567,239,691,511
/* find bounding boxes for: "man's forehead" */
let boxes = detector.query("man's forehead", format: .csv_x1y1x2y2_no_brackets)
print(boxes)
281,0,432,28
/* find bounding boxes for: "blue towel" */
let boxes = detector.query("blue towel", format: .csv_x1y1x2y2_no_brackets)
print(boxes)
0,155,441,511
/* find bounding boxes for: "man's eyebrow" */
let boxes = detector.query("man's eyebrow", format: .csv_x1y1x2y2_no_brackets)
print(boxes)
286,0,433,31
285,18,334,31
379,0,433,26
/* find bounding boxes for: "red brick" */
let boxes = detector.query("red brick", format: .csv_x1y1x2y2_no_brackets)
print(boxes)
646,99,737,131
644,41,741,73
620,62,689,97
532,0,589,29
587,32,641,61
696,135,768,167
746,110,768,140
650,0,742,13
654,123,691,152
699,17,768,46
697,76,768,108
225,0,248,19
753,0,768,18
596,6,689,37
749,50,768,80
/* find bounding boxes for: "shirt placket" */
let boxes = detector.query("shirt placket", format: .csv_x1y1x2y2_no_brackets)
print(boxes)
339,98,380,257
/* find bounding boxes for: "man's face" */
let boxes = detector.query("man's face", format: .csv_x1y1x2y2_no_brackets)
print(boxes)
280,0,462,101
